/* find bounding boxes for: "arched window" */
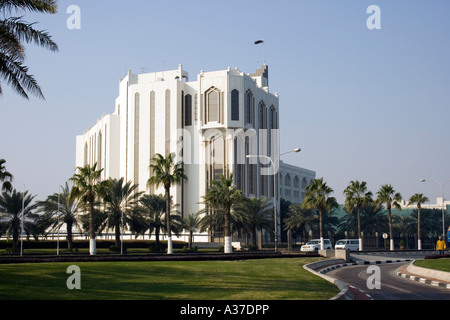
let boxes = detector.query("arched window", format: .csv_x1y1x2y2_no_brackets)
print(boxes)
284,174,291,198
285,174,291,187
231,89,239,121
98,131,102,170
149,91,156,194
259,101,266,130
134,92,140,186
245,90,255,126
84,142,88,165
205,87,221,124
184,94,192,126
165,89,171,155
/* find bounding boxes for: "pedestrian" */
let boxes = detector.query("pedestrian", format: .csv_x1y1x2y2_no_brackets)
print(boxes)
436,236,447,255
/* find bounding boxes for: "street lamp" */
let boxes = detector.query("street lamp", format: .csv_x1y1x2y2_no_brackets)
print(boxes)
247,148,301,252
420,178,450,238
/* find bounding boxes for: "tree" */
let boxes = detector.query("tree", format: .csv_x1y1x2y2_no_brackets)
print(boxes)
147,153,187,255
69,163,108,255
103,177,143,249
234,196,273,249
0,189,37,251
181,213,201,250
139,194,166,247
0,0,58,99
202,174,242,254
284,203,317,242
375,184,402,251
407,193,429,250
36,182,81,251
0,159,13,192
343,180,373,251
302,178,338,250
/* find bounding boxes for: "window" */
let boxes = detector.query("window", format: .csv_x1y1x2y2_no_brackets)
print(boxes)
134,93,140,186
206,88,220,123
245,90,254,126
259,101,266,130
184,94,192,126
165,89,171,155
231,89,239,121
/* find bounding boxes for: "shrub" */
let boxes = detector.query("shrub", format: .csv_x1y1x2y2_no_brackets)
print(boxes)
4,247,19,254
109,245,127,253
148,243,165,253
182,245,198,253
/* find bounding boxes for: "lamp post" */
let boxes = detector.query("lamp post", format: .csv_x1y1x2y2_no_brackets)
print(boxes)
420,178,450,239
57,191,60,256
247,148,301,252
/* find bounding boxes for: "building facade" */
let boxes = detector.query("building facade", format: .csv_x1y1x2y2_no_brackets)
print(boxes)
75,64,315,242
279,161,316,204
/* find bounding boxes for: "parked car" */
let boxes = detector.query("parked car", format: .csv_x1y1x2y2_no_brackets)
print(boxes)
335,239,360,251
300,239,333,252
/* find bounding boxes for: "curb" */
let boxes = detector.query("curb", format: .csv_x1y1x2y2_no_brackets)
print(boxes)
319,259,414,274
303,259,354,300
396,260,450,289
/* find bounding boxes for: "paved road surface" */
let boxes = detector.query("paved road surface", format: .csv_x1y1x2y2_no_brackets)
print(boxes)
326,251,450,300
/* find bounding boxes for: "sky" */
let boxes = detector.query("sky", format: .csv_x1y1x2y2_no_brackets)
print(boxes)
1,0,450,204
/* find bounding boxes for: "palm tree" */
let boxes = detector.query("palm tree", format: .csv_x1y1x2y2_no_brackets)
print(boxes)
69,163,108,255
103,177,143,249
139,194,166,248
284,203,317,242
407,193,429,250
234,196,273,249
0,159,13,192
302,178,338,250
0,0,58,99
202,174,242,254
375,184,402,251
36,182,81,251
181,213,201,250
0,189,37,251
147,153,187,255
343,180,373,251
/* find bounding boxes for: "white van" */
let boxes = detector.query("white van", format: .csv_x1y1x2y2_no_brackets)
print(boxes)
335,239,360,251
300,239,333,252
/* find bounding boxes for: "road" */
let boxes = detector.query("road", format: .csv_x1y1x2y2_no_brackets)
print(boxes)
325,251,450,300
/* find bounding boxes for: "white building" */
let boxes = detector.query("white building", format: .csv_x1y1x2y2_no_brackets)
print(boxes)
75,64,315,243
279,161,316,204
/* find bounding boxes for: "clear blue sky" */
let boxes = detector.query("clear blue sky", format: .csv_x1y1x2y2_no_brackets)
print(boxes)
1,0,450,204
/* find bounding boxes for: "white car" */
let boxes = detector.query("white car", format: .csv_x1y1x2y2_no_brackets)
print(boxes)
300,239,333,252
335,239,360,251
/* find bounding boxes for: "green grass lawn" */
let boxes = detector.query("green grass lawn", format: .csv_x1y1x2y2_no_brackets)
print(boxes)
0,257,338,300
414,258,450,273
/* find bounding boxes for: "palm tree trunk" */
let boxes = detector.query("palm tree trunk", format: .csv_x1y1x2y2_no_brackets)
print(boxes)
67,221,73,252
357,207,363,251
319,209,324,250
388,207,394,251
155,227,160,246
12,220,19,251
189,231,193,250
252,228,257,247
115,219,121,248
89,199,96,255
417,206,422,250
165,187,173,254
224,209,232,254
